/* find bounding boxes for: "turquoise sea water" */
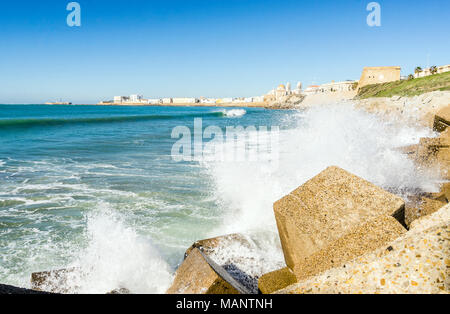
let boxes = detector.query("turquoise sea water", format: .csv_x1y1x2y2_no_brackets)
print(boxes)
0,105,290,292
0,104,439,293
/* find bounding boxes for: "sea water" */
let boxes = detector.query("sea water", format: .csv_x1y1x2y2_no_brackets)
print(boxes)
0,104,440,293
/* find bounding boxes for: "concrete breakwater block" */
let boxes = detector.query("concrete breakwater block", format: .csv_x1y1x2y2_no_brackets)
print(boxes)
166,248,249,294
405,196,446,228
273,166,405,271
415,137,450,179
415,137,450,162
258,267,297,294
293,216,406,281
183,233,277,294
276,204,450,294
31,268,132,294
31,268,79,293
433,106,450,132
410,202,450,231
184,233,252,258
423,182,450,203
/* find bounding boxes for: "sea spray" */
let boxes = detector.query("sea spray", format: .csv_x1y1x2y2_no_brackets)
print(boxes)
220,109,247,118
201,103,439,289
57,203,173,294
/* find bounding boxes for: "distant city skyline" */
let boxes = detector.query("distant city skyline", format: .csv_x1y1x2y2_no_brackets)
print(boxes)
0,0,449,104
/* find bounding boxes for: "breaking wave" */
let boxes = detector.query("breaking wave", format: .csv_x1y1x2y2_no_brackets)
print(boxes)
0,112,227,129
219,109,247,118
41,204,174,294
201,103,439,286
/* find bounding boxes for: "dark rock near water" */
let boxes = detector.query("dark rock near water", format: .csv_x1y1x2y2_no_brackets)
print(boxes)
0,284,52,294
107,288,131,294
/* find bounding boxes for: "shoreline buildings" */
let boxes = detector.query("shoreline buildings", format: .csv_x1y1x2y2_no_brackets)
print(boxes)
414,64,450,79
105,95,265,105
99,63,449,106
264,82,303,102
303,81,358,95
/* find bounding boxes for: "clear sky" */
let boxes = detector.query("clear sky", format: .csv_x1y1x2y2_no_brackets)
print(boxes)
0,0,449,104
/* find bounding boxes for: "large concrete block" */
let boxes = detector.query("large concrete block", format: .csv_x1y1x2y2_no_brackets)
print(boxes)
183,233,262,293
31,268,131,294
166,248,248,294
423,182,450,203
184,233,252,258
31,268,78,293
273,166,405,270
415,137,450,179
276,204,450,294
433,106,450,132
293,216,406,281
415,137,450,162
258,267,297,294
405,196,446,228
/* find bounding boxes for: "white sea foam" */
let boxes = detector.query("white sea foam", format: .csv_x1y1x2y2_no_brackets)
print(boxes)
202,103,440,283
55,203,174,294
221,109,247,117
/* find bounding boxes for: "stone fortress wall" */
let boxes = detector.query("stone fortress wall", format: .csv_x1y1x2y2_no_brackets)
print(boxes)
358,66,401,89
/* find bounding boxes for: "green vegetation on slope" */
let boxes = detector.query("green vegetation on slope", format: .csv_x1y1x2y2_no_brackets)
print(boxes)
357,71,450,99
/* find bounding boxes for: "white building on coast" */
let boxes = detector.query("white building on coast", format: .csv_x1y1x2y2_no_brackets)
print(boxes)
265,82,303,101
130,95,143,103
172,98,199,104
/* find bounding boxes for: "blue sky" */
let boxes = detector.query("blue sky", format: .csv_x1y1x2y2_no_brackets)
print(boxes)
0,0,449,104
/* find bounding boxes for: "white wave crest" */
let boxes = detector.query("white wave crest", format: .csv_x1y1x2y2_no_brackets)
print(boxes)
221,109,247,117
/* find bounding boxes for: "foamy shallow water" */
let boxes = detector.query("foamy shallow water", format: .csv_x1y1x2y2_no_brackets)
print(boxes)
0,103,440,293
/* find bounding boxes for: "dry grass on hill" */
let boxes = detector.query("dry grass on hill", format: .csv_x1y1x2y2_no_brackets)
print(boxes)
357,71,450,99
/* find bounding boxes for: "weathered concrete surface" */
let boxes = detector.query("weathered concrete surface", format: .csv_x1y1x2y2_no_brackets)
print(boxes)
405,196,446,228
434,106,450,132
276,204,450,294
424,182,450,203
415,137,450,179
183,233,268,294
184,233,252,258
293,216,406,281
273,166,405,270
167,248,248,294
31,268,78,293
258,267,297,294
410,202,450,231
